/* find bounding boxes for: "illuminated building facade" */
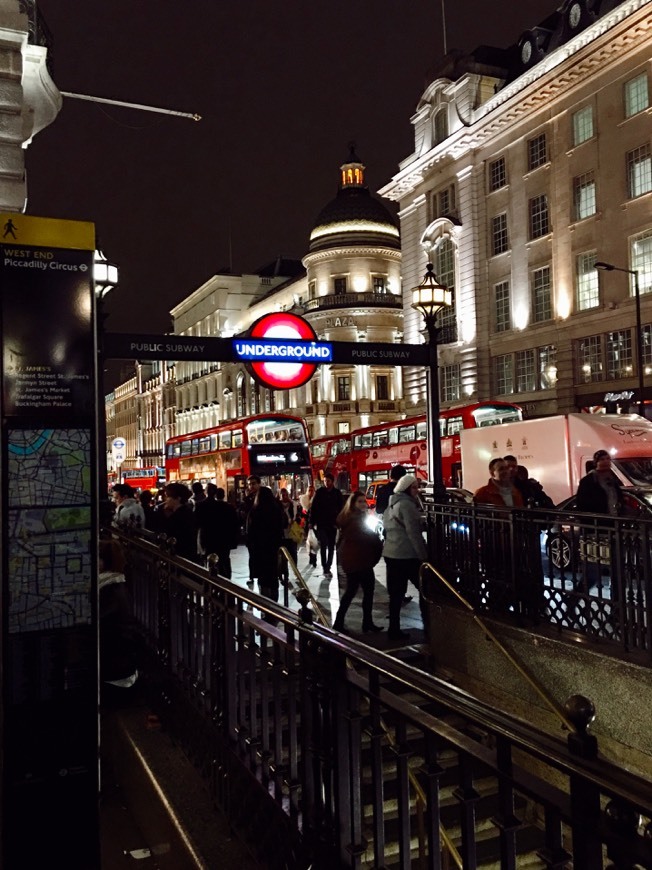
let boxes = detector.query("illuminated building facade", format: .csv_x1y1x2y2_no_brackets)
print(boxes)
380,0,652,418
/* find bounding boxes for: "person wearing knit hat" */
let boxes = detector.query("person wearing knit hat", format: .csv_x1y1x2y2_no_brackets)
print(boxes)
382,474,428,641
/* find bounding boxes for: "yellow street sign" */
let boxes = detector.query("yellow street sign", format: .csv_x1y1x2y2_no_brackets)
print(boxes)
0,213,95,250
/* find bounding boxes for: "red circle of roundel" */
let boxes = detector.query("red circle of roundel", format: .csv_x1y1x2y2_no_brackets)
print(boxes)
249,312,318,390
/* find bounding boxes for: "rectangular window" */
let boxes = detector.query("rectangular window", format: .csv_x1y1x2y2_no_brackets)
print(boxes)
573,171,596,220
336,376,350,401
532,266,552,322
376,375,389,400
494,354,514,395
516,349,536,392
494,280,511,332
488,156,506,191
625,72,649,118
308,280,316,299
607,330,633,379
529,195,549,239
372,275,387,294
538,345,557,390
440,364,461,403
631,229,652,296
572,105,594,145
578,335,604,383
438,184,455,216
491,213,509,255
627,144,652,199
643,325,652,376
527,133,547,171
576,251,599,310
333,276,347,294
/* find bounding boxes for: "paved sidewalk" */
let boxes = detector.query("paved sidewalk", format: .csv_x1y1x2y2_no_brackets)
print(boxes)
228,540,427,649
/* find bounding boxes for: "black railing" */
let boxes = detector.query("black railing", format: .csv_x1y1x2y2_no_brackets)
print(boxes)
425,501,652,657
303,292,403,312
114,528,652,869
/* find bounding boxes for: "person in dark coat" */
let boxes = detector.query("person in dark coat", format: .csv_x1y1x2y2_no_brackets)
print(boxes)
375,464,407,516
576,450,624,516
504,455,554,508
195,484,240,578
309,473,344,578
99,538,138,708
153,482,198,560
137,490,156,529
246,485,285,606
332,492,383,634
243,475,261,586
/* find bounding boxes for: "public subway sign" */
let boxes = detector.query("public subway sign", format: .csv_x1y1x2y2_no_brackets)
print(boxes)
243,312,323,389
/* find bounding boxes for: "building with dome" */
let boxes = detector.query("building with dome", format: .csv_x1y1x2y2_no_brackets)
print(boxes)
108,148,407,475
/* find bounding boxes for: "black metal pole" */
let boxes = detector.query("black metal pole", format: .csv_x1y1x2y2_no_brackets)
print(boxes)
425,321,446,503
634,270,645,418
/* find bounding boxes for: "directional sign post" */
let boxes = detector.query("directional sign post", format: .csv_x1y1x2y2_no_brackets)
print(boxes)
0,213,99,867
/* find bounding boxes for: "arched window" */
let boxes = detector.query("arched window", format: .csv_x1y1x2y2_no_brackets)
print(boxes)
236,374,246,418
433,108,448,145
250,378,260,415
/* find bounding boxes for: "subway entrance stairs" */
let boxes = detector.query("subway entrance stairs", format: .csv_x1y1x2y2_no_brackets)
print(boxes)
102,532,652,868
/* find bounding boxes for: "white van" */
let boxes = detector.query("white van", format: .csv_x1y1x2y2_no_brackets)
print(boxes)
460,414,652,506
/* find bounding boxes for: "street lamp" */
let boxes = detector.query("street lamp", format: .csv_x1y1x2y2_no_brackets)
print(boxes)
411,263,452,502
595,261,645,417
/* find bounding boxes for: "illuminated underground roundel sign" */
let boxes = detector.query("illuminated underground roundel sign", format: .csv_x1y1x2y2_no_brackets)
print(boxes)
246,312,321,390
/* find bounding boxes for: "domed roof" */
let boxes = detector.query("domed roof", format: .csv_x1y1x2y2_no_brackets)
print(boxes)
309,146,400,253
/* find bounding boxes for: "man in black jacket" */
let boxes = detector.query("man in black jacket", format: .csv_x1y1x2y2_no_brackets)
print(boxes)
309,473,343,578
375,465,407,516
195,484,240,578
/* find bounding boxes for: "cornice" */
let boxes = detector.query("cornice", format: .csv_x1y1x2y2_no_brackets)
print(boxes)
381,0,652,201
302,247,402,268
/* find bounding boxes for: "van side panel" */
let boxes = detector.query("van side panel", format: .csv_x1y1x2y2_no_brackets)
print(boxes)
460,417,571,505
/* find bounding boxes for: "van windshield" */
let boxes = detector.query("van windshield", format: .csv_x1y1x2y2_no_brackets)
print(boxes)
614,458,652,486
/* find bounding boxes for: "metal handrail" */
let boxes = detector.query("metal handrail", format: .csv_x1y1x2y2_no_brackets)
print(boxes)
277,545,463,869
419,561,577,736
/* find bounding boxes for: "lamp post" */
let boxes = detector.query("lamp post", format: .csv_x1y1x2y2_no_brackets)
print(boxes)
93,248,119,516
595,261,644,417
411,263,452,502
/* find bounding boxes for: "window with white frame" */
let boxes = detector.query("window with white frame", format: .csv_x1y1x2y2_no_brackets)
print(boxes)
631,229,652,295
606,330,633,379
372,275,388,294
527,133,547,170
576,251,599,310
308,280,316,299
333,276,348,294
529,195,550,239
624,72,649,118
573,171,596,220
516,349,536,392
642,325,652,376
250,379,260,415
440,364,461,403
236,375,246,418
494,281,510,332
532,266,552,322
577,335,603,383
491,213,509,255
572,105,594,146
538,346,557,390
437,184,456,217
435,238,456,336
488,156,506,192
494,355,514,395
627,144,652,199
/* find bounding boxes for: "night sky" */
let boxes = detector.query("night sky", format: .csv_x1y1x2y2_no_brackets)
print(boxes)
29,0,556,345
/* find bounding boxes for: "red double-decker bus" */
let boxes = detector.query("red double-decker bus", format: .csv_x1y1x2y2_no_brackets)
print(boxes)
165,413,312,505
311,401,522,493
120,467,164,493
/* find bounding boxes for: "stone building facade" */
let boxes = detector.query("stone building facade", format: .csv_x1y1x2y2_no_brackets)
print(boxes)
380,0,652,420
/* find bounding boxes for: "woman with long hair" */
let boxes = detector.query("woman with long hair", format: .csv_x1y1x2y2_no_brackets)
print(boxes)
332,491,383,634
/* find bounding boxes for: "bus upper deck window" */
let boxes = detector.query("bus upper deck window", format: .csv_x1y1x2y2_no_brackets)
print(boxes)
233,431,243,447
416,422,427,440
388,428,399,445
